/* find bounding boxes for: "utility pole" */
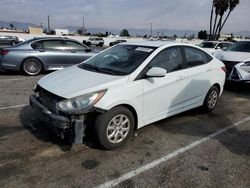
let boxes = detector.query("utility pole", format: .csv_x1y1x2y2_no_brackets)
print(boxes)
82,16,86,35
47,15,50,34
150,22,152,37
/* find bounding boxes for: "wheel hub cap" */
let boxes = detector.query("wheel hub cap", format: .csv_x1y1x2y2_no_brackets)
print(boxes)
106,115,130,144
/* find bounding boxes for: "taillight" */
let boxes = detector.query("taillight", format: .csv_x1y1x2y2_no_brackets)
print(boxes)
221,66,226,72
1,50,9,56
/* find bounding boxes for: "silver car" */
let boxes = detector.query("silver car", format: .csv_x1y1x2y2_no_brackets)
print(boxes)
0,37,97,75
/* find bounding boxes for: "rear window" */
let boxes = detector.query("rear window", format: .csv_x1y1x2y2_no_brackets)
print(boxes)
31,41,43,49
184,47,212,67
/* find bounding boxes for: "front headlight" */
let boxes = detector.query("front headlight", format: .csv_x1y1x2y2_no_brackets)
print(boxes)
57,90,106,113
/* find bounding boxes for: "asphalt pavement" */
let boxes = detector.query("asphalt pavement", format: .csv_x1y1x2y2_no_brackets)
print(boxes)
0,73,249,188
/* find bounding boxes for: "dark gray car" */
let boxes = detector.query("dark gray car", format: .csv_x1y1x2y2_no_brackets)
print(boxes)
0,37,97,75
0,35,19,46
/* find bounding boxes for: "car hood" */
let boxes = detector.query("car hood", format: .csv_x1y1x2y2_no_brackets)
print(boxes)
38,65,128,99
214,51,250,62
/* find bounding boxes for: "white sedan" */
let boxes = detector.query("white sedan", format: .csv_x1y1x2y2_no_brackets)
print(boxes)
30,41,226,149
198,41,233,54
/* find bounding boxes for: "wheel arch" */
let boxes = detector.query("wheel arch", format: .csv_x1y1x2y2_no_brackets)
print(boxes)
109,104,138,131
212,83,221,95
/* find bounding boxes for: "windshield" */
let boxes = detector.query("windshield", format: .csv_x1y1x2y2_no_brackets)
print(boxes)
78,44,156,76
224,41,250,52
198,42,217,48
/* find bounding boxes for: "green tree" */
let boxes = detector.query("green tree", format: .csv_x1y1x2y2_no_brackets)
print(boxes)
198,30,208,40
120,29,130,37
209,0,240,40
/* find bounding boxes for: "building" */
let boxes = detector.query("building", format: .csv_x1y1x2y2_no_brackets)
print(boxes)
29,27,43,34
55,29,69,36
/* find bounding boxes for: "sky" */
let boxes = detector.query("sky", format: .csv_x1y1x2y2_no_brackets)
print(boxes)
0,0,250,32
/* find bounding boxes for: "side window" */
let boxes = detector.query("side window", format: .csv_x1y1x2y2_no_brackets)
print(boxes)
42,40,64,50
221,43,231,49
240,42,250,52
31,41,43,49
184,47,211,67
149,47,182,73
66,41,86,50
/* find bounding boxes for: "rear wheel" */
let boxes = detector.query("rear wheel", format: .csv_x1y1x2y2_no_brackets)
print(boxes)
94,106,134,149
202,86,219,112
22,58,43,76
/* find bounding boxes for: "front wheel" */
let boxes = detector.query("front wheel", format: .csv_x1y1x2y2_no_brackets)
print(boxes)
202,86,219,112
94,106,134,149
22,58,43,76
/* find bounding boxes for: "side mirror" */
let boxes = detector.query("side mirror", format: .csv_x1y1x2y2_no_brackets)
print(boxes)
216,46,221,50
146,67,166,78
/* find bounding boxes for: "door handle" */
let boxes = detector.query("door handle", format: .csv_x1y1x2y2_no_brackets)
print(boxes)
177,76,185,81
71,50,76,53
207,68,212,72
39,50,45,52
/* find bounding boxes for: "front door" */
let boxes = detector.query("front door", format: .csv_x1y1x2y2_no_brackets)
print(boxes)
65,41,92,65
141,47,187,124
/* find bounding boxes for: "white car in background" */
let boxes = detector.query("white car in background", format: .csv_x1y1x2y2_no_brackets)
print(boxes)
30,41,226,149
198,41,233,54
214,41,250,83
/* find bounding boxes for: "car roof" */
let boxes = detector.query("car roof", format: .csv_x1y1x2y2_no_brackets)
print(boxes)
30,37,82,44
33,37,70,40
122,41,175,47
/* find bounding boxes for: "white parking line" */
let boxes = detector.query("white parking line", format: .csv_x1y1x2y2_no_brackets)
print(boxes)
96,116,250,188
0,104,28,110
0,78,28,82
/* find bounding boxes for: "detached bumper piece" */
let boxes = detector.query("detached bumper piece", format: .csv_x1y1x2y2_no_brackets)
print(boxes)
30,94,86,144
227,62,250,83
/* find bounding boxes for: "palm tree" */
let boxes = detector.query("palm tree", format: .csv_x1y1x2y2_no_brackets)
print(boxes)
214,0,229,40
218,0,240,35
209,0,216,40
210,0,240,40
211,0,220,40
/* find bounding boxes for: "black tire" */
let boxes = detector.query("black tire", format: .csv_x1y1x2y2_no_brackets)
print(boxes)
10,40,17,46
94,106,134,149
98,42,104,47
86,42,91,46
22,58,43,76
202,86,219,112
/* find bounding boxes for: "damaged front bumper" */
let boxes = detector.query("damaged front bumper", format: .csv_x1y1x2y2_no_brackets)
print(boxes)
30,94,87,143
30,94,70,129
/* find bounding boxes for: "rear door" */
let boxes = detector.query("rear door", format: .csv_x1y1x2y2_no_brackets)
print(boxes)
65,40,92,65
181,46,213,107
